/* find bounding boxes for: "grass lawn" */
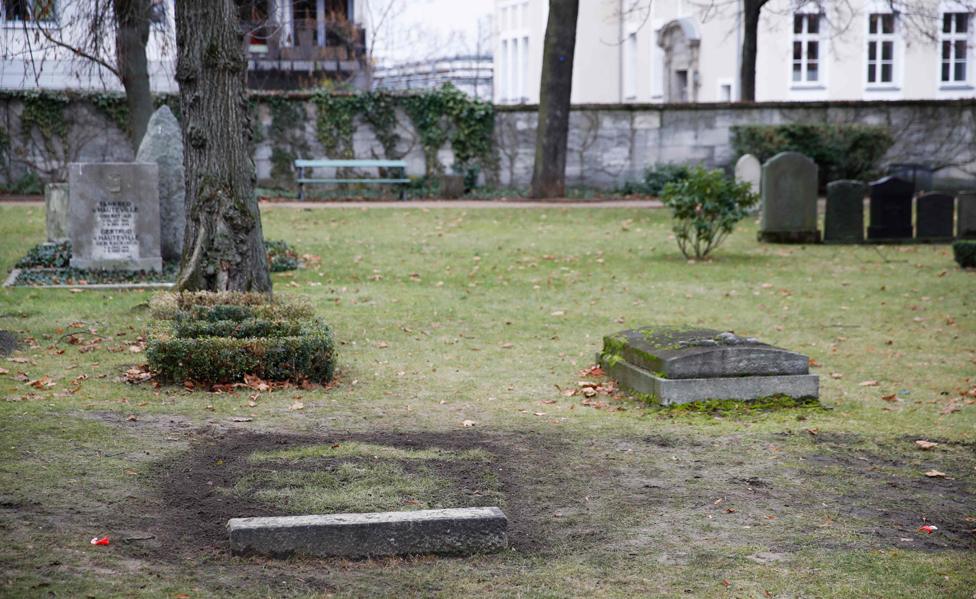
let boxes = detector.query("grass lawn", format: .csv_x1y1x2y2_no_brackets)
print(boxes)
0,203,973,598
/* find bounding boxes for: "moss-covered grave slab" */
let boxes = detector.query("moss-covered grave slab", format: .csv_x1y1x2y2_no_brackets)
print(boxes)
600,326,819,405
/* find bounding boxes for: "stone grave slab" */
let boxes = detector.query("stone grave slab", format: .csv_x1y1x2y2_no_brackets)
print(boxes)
758,151,820,243
68,163,162,272
44,182,69,242
957,191,976,239
867,176,914,242
915,192,955,242
136,106,185,262
599,326,818,406
228,507,508,558
824,180,866,243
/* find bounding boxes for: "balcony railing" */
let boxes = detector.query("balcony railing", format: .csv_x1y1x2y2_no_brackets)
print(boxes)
244,21,366,63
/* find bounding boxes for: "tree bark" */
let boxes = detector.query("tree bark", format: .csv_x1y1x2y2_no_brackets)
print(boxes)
113,0,154,147
174,0,271,293
739,0,768,103
529,0,579,199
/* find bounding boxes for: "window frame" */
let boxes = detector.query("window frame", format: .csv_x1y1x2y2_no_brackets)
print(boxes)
1,0,59,28
496,0,530,104
940,11,971,86
791,11,823,85
865,11,898,88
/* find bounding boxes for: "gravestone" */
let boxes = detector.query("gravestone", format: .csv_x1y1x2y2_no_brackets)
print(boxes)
867,176,914,242
68,163,162,272
44,183,69,242
824,180,866,243
136,106,185,262
599,326,819,405
735,154,762,214
758,152,820,243
915,192,955,242
958,192,976,239
887,163,932,193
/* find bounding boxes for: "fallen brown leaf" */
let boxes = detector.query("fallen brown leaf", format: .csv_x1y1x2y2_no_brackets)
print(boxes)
915,440,938,450
924,470,946,478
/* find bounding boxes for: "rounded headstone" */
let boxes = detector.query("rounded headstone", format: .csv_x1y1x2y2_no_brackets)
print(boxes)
136,106,185,262
758,151,820,243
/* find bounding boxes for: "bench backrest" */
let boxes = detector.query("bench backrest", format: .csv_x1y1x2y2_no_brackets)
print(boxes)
295,159,407,169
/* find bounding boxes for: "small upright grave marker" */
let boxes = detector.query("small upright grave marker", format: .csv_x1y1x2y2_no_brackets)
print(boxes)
867,176,914,242
915,192,955,242
44,182,69,242
599,326,819,405
735,154,762,214
758,152,820,243
824,180,866,243
957,191,976,239
136,106,185,262
68,163,162,272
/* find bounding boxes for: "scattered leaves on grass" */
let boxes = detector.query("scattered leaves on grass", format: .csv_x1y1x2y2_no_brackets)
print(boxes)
859,380,879,387
230,417,253,423
7,357,29,364
376,341,389,349
462,419,476,427
27,376,55,389
881,394,899,402
0,367,8,375
915,440,938,450
123,365,153,384
289,401,305,411
578,365,605,377
924,470,946,478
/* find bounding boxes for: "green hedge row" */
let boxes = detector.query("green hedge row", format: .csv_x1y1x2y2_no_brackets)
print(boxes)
730,124,893,187
147,318,335,384
954,240,976,268
172,318,306,339
146,292,335,385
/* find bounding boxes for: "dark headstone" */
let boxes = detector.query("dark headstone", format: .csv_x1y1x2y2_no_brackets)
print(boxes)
439,175,465,199
0,331,18,357
758,152,820,243
958,192,976,239
867,176,914,242
824,180,866,243
916,192,955,242
599,326,819,405
887,163,933,193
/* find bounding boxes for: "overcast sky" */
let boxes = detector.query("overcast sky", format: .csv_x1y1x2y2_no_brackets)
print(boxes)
367,0,494,65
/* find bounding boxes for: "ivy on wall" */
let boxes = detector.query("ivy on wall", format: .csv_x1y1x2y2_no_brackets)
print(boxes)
0,86,496,189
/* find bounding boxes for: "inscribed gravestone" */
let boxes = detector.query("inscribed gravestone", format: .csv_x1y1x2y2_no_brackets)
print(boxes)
136,106,185,262
958,192,976,239
68,163,162,272
867,176,914,241
824,180,866,243
758,152,820,243
915,192,955,242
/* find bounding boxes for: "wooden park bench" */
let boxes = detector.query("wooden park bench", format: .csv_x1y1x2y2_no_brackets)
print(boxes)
294,159,409,200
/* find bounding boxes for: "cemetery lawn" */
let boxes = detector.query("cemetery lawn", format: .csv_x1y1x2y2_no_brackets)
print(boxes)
1,203,974,598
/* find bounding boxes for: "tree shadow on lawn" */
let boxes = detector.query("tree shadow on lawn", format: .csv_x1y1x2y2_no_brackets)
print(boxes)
91,422,975,593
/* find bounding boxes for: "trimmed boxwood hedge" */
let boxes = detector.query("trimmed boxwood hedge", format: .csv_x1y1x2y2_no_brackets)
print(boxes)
146,292,335,385
954,240,976,268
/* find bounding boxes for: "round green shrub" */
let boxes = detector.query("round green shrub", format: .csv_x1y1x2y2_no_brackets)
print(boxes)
660,167,758,259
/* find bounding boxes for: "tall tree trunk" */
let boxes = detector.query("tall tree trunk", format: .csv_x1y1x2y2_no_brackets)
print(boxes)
529,0,579,199
174,0,271,293
113,0,154,147
739,0,768,103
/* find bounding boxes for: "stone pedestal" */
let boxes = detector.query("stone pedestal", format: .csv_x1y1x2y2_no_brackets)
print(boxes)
44,183,69,242
68,163,162,272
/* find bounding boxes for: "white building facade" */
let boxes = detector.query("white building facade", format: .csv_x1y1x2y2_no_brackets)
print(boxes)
494,0,976,104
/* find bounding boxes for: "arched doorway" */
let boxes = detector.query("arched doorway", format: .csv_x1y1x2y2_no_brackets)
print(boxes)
657,17,701,103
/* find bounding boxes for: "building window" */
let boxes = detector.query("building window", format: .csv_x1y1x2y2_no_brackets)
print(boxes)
499,39,509,101
520,35,529,101
866,12,896,84
623,32,637,99
1,0,56,22
792,12,821,83
942,12,969,83
498,0,529,103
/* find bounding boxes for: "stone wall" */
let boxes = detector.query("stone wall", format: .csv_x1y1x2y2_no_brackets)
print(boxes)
496,100,976,188
2,91,973,191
